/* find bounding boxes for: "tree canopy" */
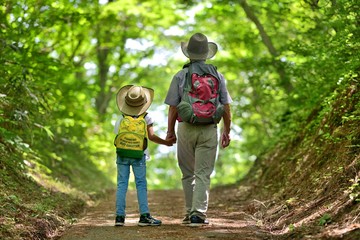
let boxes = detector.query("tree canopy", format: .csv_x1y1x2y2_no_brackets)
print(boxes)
1,0,359,190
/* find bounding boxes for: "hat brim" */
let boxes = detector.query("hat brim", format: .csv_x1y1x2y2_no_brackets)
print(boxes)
181,42,218,60
116,85,154,116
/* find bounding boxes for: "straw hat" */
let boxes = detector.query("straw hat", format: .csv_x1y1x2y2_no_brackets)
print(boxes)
181,33,218,60
116,85,154,116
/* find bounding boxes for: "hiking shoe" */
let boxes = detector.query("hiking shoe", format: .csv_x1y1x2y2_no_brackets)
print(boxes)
138,213,162,226
115,215,125,226
182,215,191,224
189,215,209,227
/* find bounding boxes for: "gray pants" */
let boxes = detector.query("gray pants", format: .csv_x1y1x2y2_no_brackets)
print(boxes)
177,122,218,219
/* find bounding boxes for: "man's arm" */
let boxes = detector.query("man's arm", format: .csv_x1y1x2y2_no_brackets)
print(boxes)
221,104,231,148
166,105,178,143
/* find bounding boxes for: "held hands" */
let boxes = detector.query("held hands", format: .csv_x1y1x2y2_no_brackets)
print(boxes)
165,131,229,147
166,132,177,145
164,136,176,146
221,132,231,148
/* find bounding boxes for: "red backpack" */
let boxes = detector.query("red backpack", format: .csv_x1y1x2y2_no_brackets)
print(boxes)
177,62,224,124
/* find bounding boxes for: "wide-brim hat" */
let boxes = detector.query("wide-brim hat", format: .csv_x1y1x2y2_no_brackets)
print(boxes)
116,85,154,116
181,33,218,60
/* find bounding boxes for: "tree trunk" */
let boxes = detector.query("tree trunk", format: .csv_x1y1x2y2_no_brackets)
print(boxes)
239,0,293,93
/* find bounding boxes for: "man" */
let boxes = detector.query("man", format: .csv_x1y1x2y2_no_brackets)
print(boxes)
165,33,232,227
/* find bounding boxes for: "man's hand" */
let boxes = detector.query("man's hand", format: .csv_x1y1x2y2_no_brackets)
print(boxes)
166,132,177,144
221,132,230,148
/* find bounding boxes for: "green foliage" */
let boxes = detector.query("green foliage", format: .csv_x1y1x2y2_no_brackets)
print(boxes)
0,150,86,239
1,0,359,192
348,179,360,202
318,213,332,226
1,0,113,193
288,223,295,232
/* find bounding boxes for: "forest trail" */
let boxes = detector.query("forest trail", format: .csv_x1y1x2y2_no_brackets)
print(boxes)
58,188,270,240
58,186,360,240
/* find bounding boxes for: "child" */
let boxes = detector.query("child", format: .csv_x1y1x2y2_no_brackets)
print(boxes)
113,85,174,227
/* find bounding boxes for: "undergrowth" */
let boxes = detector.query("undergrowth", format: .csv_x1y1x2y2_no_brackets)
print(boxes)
0,137,113,239
240,76,360,238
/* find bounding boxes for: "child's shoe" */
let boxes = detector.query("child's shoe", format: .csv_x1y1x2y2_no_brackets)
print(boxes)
115,215,125,226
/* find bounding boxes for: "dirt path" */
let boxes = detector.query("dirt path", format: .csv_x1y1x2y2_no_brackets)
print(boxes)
58,188,270,240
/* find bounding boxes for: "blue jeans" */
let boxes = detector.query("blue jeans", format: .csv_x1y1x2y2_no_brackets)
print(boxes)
116,154,149,216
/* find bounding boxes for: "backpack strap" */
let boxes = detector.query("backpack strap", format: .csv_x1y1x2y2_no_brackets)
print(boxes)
184,62,222,98
139,112,148,138
184,63,194,93
184,62,220,81
138,112,147,119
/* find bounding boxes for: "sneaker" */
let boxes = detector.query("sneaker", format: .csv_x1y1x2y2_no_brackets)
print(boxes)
138,213,162,226
182,215,191,224
189,215,209,227
115,215,125,226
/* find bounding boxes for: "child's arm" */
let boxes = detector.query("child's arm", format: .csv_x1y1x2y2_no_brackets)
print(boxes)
147,124,174,146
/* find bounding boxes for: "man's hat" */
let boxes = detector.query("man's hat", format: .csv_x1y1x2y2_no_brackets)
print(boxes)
116,85,154,116
181,33,218,60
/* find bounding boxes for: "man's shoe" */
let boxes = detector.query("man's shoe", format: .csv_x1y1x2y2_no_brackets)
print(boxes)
138,213,162,226
182,215,191,224
115,215,125,226
189,215,209,227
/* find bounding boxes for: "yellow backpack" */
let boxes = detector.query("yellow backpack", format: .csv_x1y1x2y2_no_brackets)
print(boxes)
114,113,148,159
